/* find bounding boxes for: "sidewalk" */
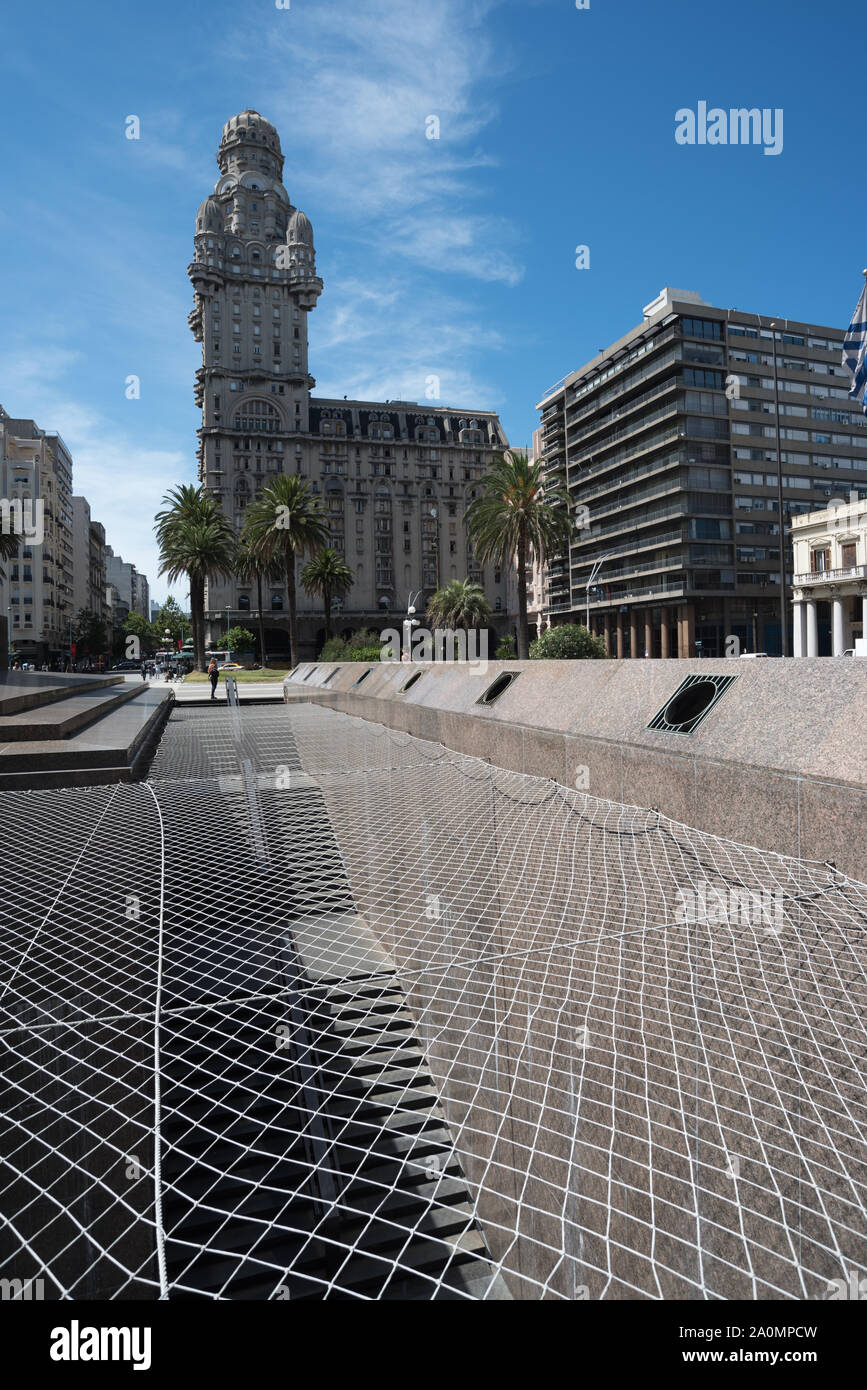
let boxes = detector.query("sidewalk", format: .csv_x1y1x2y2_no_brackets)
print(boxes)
166,678,287,704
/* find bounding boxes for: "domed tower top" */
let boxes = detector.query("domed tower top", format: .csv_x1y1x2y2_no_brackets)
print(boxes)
196,196,223,233
287,208,314,246
218,110,284,177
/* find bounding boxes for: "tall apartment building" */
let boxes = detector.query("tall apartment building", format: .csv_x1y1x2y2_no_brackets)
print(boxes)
0,405,75,662
536,289,867,658
105,546,150,621
189,111,508,656
71,495,107,623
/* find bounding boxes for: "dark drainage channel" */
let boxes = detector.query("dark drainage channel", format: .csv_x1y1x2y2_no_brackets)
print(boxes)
155,716,506,1300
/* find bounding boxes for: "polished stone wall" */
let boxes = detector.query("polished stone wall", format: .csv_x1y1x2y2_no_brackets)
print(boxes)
285,657,867,883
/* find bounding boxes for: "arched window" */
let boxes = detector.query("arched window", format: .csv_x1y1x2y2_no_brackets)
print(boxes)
271,594,283,610
233,399,283,433
238,594,250,611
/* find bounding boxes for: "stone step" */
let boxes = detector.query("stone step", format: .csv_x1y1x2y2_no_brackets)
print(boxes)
0,681,144,741
0,686,174,788
0,671,124,718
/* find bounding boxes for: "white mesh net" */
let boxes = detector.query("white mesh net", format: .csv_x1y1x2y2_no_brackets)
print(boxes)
1,701,865,1299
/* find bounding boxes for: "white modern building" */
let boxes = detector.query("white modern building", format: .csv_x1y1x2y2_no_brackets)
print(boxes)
792,497,867,655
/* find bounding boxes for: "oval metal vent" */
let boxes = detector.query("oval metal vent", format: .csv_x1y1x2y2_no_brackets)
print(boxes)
322,667,341,684
398,671,423,694
352,668,372,688
648,673,738,735
476,671,520,706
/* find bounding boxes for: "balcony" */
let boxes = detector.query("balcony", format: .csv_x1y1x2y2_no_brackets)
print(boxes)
794,564,867,586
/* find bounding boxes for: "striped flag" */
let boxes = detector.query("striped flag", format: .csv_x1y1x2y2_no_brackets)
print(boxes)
843,279,867,415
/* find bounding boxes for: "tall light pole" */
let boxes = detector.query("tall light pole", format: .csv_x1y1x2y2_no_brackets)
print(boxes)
404,589,422,660
769,322,789,655
585,552,615,631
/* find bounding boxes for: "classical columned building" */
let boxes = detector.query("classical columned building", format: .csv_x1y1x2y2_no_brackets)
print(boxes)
189,111,508,658
791,500,867,656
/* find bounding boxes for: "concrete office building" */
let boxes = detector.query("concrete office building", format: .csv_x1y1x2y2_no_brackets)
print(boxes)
0,405,75,662
536,288,867,657
791,498,867,655
189,111,508,657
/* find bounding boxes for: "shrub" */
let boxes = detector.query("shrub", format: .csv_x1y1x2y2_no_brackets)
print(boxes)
318,629,384,662
495,634,517,659
529,623,608,660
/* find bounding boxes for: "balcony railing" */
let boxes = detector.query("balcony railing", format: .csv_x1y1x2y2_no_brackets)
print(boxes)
794,564,867,585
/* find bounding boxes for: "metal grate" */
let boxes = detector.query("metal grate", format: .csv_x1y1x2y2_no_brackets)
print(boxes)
647,673,738,735
476,671,520,706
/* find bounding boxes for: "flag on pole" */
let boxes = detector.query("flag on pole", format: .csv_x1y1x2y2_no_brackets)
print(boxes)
842,278,867,415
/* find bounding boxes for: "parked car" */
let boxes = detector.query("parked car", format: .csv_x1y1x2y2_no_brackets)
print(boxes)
219,662,244,672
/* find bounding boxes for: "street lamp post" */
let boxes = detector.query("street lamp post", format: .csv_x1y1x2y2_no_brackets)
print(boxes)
585,552,615,631
769,322,789,656
403,589,422,661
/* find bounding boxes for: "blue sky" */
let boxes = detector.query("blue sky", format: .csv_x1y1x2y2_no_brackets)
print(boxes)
1,0,864,602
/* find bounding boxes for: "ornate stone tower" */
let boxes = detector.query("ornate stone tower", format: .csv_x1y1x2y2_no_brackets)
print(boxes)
189,112,508,661
188,110,322,627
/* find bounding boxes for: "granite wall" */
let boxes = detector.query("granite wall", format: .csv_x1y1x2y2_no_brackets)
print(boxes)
285,658,867,884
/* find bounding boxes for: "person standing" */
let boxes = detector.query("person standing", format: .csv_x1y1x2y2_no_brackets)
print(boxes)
208,657,219,701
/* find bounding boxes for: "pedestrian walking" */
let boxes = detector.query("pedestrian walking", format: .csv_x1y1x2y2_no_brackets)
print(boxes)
208,657,219,701
140,662,147,683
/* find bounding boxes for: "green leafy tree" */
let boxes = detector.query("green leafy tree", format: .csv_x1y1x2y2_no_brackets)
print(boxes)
153,595,189,649
122,612,157,659
221,626,256,657
495,634,517,659
243,476,330,667
72,608,108,656
301,547,354,644
465,449,571,659
155,484,236,671
529,623,608,660
425,579,491,631
234,533,285,666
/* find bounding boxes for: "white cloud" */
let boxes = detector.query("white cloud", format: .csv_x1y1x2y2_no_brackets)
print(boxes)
310,274,506,411
225,0,522,284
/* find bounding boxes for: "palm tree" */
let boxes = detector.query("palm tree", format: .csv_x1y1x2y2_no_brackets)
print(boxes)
426,579,491,631
1,532,20,654
235,533,284,667
155,484,236,670
243,476,330,666
0,531,19,600
465,449,571,659
301,548,354,645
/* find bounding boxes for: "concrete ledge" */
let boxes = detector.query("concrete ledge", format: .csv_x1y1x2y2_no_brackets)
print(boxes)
285,659,867,882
